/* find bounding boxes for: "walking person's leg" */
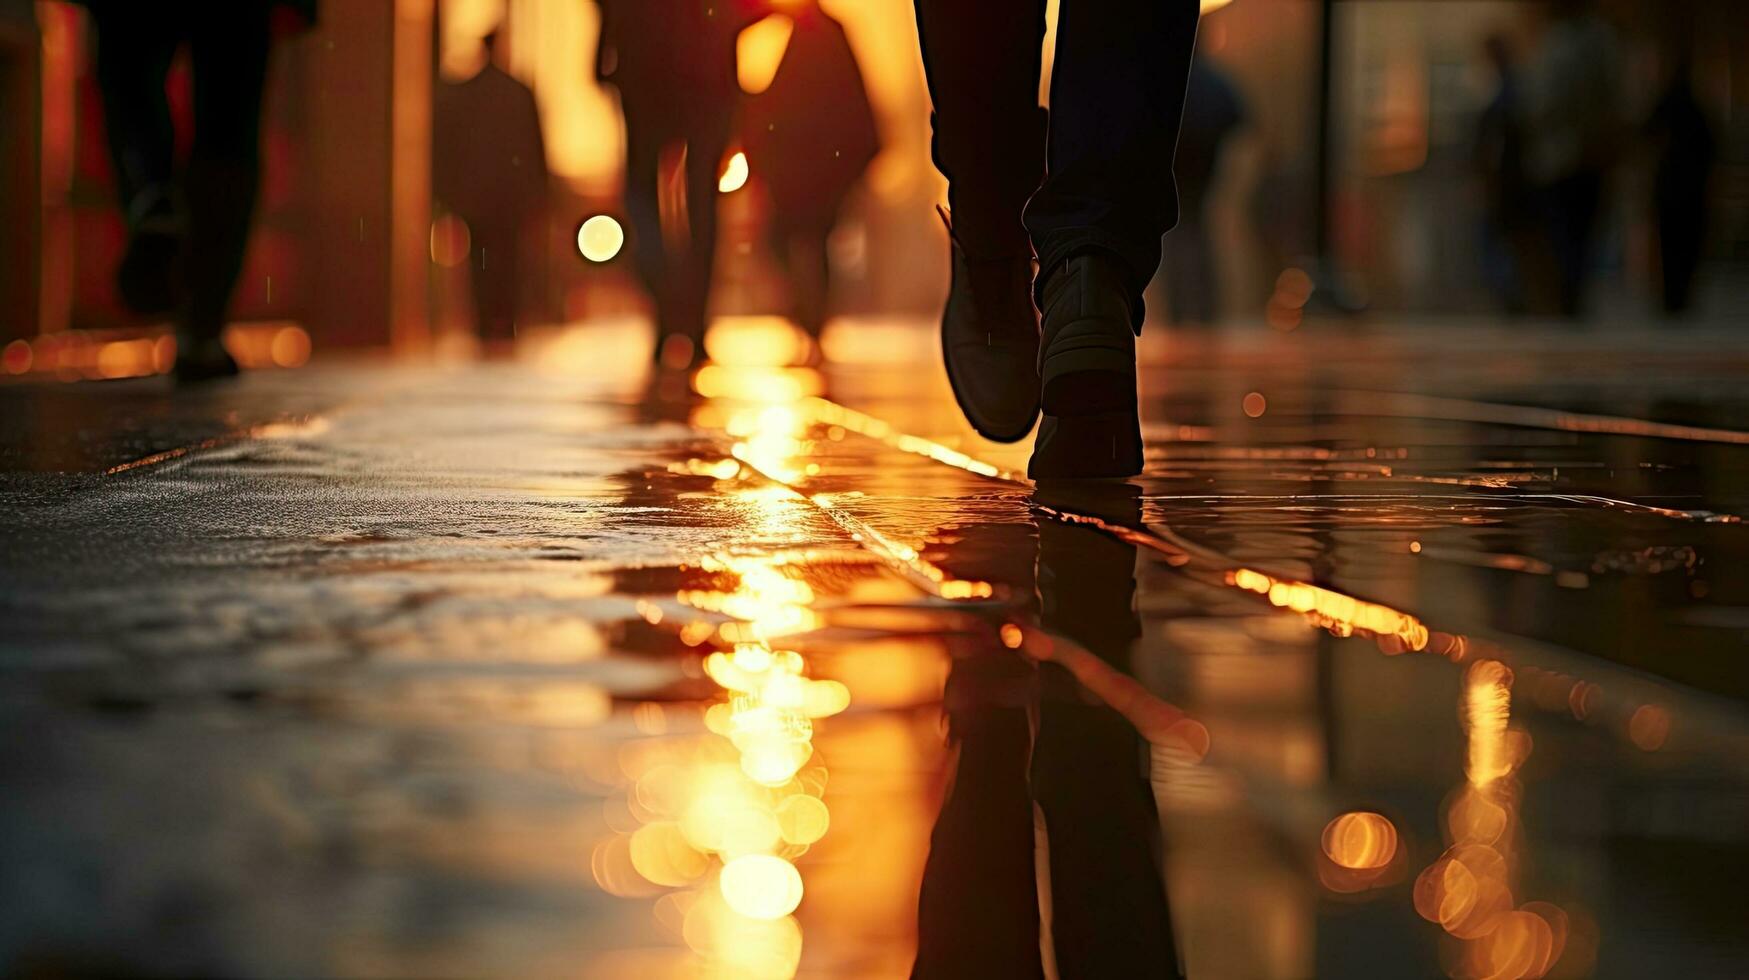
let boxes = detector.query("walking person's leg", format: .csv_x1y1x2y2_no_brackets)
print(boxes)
179,5,273,381
912,0,1048,443
1028,0,1200,477
621,110,676,362
675,111,731,362
90,7,183,316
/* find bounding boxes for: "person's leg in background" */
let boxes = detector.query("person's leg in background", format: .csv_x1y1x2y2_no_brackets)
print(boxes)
673,109,731,366
772,211,834,346
621,109,678,364
468,221,520,344
912,0,1048,444
178,4,272,381
90,6,183,317
1027,0,1199,478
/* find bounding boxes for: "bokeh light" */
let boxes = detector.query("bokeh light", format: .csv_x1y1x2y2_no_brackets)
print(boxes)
719,151,750,194
720,854,804,920
1321,811,1398,871
577,214,625,263
429,213,471,268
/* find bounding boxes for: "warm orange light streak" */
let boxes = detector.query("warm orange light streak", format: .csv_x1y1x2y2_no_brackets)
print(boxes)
1228,567,1430,652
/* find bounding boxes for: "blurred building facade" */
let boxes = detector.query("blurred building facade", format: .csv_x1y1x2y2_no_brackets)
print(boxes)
5,0,1748,370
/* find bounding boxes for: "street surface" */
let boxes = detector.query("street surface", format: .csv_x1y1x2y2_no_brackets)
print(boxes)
2,315,1747,978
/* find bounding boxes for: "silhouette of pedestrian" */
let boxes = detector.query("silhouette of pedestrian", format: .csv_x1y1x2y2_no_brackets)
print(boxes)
433,30,549,344
1521,0,1622,319
1156,53,1244,327
740,0,879,345
80,1,314,382
595,0,758,369
914,0,1200,478
1645,56,1716,317
1474,33,1531,315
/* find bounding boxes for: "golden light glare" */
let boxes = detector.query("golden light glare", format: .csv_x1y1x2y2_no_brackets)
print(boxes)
629,821,710,886
1242,391,1268,418
704,316,809,367
1463,660,1515,786
736,14,795,95
1321,811,1398,871
577,214,625,262
1628,704,1671,751
719,854,804,920
719,150,750,194
429,213,471,268
270,326,312,368
2,339,31,374
775,794,830,846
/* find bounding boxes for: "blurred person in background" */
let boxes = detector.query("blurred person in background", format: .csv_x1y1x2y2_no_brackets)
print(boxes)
78,0,314,382
1153,50,1245,327
1644,53,1717,317
740,0,879,355
596,0,759,370
913,0,1200,478
1521,0,1623,319
1474,33,1532,315
434,30,549,346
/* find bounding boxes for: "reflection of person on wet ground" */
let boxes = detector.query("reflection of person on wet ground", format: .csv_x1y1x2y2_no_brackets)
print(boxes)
1474,33,1531,315
433,30,549,345
1644,54,1716,317
914,0,1199,478
1154,51,1244,327
595,0,758,370
1521,0,1622,319
740,0,880,347
914,483,1195,980
81,0,314,382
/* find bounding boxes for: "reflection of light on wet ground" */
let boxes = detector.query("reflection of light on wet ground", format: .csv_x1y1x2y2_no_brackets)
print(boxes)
1407,659,1583,979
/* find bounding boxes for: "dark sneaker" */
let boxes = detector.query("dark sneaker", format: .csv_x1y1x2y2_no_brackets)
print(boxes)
173,336,239,385
117,188,185,317
938,209,1040,443
1028,252,1142,479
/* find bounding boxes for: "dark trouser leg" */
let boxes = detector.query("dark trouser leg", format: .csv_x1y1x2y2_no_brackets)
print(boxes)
675,114,729,339
183,8,271,341
776,215,834,337
90,8,180,217
469,225,519,339
1547,171,1601,319
1657,199,1704,315
1027,0,1201,307
912,0,1047,258
621,111,672,334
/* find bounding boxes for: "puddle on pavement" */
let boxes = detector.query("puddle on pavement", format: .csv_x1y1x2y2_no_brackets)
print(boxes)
1,317,1747,977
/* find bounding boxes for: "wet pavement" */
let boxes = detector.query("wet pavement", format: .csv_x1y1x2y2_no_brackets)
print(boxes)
2,316,1748,978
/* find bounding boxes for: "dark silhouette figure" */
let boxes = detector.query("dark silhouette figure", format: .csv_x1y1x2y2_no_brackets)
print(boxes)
596,0,757,369
1522,0,1622,318
741,0,880,342
1156,54,1244,326
914,0,1200,478
81,1,311,381
1474,34,1532,314
433,31,549,343
914,483,1182,980
1645,59,1716,316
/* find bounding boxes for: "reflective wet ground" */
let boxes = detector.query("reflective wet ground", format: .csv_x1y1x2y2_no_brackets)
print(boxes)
2,317,1747,978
